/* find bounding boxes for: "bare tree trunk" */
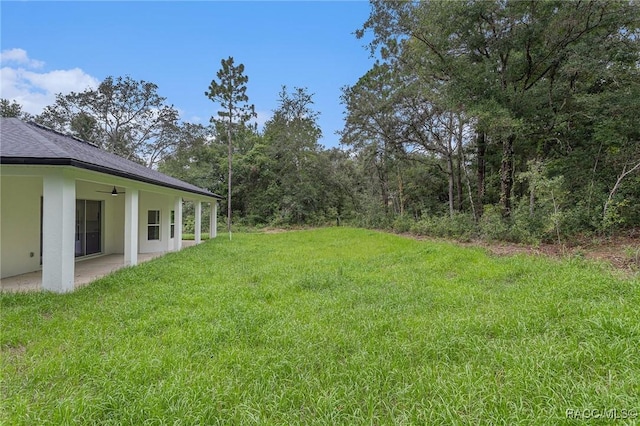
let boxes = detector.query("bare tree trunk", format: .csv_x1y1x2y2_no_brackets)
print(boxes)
529,188,535,217
376,158,389,216
461,149,478,221
397,165,405,216
227,117,232,240
551,189,561,245
447,120,455,219
447,154,455,219
476,132,486,217
381,183,390,216
603,160,640,225
456,147,463,211
500,135,515,218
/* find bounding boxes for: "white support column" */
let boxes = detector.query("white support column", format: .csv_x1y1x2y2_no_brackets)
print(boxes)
165,202,173,253
124,188,139,266
209,201,217,239
194,200,202,244
174,197,182,251
42,171,75,293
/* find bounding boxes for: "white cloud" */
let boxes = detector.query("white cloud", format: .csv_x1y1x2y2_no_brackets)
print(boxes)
254,109,271,130
0,49,99,116
0,48,44,69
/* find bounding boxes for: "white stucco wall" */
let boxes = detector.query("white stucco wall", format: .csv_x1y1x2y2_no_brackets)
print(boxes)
1,176,42,278
138,191,175,254
107,195,125,254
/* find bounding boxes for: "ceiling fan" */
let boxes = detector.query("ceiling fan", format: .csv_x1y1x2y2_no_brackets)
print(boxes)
96,186,126,196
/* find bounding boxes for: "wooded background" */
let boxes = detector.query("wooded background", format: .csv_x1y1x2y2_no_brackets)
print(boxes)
3,1,638,243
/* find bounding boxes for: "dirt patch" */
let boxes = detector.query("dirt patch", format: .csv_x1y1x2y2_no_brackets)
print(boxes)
3,344,27,359
463,233,640,278
399,230,640,278
260,226,320,234
261,228,290,234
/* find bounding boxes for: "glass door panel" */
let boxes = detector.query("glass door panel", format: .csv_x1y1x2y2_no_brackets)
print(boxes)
75,200,102,257
75,200,86,257
85,200,101,255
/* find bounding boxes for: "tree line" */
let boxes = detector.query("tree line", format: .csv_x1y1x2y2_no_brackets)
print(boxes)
3,1,639,243
343,0,640,241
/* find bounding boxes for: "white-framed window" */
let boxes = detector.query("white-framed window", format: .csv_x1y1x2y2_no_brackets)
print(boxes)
148,210,160,240
170,210,175,238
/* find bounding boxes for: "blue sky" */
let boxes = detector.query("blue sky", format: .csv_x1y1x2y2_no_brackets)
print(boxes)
1,1,375,148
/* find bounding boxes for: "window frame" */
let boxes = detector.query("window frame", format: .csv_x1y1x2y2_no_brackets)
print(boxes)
170,210,175,239
147,210,161,241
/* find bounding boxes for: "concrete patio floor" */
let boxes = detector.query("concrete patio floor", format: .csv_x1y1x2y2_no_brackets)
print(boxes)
1,240,197,293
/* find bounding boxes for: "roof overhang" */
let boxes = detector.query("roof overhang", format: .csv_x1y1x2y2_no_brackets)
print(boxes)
1,157,224,200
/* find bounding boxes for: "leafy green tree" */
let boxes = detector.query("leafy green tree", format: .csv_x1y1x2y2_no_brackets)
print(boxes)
36,76,179,167
262,87,325,224
341,59,477,220
205,57,256,236
69,112,99,142
158,122,226,194
397,92,471,218
516,160,566,243
322,147,360,226
221,125,263,221
359,0,639,218
0,99,31,120
231,137,275,224
340,63,407,219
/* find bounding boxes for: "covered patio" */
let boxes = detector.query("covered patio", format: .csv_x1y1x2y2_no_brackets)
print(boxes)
1,241,197,293
1,119,223,293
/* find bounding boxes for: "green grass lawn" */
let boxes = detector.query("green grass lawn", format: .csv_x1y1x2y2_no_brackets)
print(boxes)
181,233,211,241
2,228,638,425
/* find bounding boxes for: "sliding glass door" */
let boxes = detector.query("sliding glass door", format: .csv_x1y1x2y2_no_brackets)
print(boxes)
75,200,102,257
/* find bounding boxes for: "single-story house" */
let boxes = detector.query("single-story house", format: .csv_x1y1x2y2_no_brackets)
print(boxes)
0,118,223,293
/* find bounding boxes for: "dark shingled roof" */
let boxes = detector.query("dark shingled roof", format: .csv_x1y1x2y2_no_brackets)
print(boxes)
0,118,222,199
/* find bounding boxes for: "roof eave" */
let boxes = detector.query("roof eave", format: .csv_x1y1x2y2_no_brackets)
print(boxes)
0,157,224,200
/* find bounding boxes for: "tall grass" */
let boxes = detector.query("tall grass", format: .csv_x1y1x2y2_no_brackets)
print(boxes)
1,228,638,424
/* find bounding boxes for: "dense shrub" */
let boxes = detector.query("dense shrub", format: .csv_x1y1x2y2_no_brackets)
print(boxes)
392,215,413,233
477,206,510,241
410,213,476,241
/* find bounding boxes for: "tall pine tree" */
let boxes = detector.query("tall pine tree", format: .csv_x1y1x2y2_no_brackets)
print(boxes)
205,57,256,238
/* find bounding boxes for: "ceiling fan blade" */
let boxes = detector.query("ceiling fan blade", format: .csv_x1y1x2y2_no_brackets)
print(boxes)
95,186,125,195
